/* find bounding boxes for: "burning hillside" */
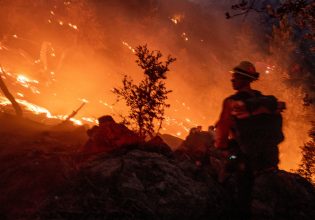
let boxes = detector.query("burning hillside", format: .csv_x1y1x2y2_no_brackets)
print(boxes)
0,0,313,171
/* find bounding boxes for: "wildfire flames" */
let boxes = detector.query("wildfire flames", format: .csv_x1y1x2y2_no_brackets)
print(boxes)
0,0,312,172
0,66,197,134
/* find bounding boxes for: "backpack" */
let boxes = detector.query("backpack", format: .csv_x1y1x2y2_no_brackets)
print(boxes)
228,90,284,170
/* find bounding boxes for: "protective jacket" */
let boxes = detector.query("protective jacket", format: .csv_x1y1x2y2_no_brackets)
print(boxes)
215,90,284,170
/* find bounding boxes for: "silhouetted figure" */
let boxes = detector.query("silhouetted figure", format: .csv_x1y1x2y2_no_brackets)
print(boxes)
84,115,141,153
180,126,214,167
189,126,202,135
215,61,285,219
208,125,215,137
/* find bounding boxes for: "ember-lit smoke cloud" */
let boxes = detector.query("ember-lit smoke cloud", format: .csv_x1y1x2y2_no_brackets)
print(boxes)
0,0,312,170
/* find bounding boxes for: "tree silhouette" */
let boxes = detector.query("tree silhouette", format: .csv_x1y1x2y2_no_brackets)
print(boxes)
113,45,176,139
297,122,315,184
226,0,314,42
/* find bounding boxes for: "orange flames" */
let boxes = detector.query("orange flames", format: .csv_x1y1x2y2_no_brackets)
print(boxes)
0,2,311,173
0,96,93,126
0,65,198,136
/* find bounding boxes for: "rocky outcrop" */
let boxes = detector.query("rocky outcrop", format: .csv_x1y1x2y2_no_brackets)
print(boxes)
35,146,315,220
0,115,314,220
39,147,230,220
159,133,184,150
251,170,315,219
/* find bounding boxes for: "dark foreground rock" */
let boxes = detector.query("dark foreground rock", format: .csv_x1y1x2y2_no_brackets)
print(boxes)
39,147,230,220
252,170,315,220
0,145,315,220
0,115,314,220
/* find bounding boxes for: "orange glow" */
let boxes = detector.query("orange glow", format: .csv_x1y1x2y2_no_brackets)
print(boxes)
69,118,83,125
181,32,189,41
0,97,11,106
170,14,184,24
17,75,39,84
16,92,24,97
68,23,78,30
0,1,311,172
122,41,136,53
81,117,98,124
79,98,89,103
0,96,88,126
16,99,54,118
15,74,41,94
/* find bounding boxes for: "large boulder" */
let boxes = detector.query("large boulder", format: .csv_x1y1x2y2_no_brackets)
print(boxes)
39,147,231,220
251,170,315,220
159,133,184,150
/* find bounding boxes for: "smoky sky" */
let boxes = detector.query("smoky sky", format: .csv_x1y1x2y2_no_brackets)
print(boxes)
0,0,311,171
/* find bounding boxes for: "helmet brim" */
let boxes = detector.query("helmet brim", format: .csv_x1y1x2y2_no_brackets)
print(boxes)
229,70,259,80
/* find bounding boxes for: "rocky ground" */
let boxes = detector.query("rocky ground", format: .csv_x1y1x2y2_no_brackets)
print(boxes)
0,113,314,220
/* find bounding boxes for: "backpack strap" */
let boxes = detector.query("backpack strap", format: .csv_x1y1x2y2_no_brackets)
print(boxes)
228,90,281,118
228,90,263,102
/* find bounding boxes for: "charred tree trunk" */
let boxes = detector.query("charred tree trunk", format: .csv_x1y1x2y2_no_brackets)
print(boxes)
59,102,86,125
0,69,23,117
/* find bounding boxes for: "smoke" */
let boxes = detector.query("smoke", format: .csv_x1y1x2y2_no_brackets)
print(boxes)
0,0,311,170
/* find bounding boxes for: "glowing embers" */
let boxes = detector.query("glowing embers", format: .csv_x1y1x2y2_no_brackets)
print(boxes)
69,118,83,125
0,42,8,51
56,21,79,31
16,74,41,94
79,98,89,103
16,92,24,98
81,117,98,124
164,115,193,136
122,41,135,53
99,100,114,111
181,32,189,41
170,14,184,24
17,74,39,85
0,96,54,119
68,23,78,30
265,65,275,74
0,97,11,106
16,99,53,118
48,9,78,31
